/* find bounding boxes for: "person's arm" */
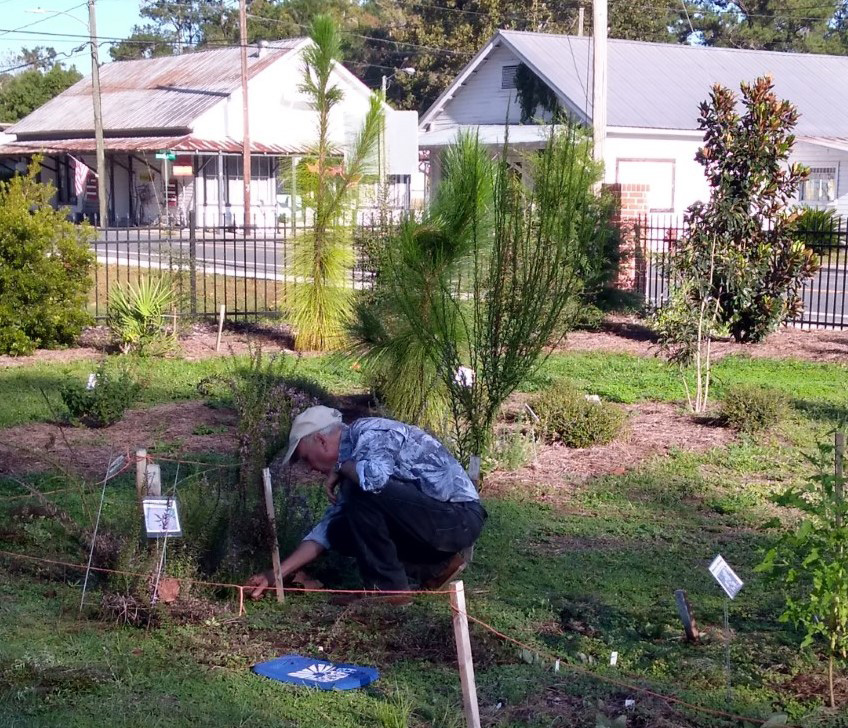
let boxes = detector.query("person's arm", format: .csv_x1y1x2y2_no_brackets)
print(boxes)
244,540,325,599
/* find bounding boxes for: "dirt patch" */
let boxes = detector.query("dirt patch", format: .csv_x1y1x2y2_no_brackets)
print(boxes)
4,314,848,369
0,401,238,479
488,401,735,496
561,315,848,363
0,322,298,369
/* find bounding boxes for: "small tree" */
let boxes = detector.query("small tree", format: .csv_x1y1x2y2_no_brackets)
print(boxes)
689,76,818,344
0,160,94,355
377,125,606,464
655,77,819,411
288,15,383,351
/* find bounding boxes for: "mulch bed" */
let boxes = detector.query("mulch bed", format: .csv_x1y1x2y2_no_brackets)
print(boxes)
487,401,734,498
0,401,238,480
3,316,848,369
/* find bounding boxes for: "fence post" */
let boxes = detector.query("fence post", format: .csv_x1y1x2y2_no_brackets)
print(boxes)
450,580,481,728
189,209,197,316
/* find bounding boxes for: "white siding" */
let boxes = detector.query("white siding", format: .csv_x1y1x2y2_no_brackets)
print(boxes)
605,130,706,224
790,141,848,217
427,45,525,131
192,53,373,151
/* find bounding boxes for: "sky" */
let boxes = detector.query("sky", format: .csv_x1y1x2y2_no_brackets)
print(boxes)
0,0,143,72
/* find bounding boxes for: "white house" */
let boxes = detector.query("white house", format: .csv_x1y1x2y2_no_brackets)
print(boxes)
0,39,418,227
419,30,848,222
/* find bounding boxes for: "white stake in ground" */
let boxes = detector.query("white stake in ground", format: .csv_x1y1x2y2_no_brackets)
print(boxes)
708,554,743,703
262,468,285,602
450,579,481,728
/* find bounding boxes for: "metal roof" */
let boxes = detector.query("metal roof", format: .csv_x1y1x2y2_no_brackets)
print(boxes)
9,39,307,137
0,135,309,156
428,30,848,136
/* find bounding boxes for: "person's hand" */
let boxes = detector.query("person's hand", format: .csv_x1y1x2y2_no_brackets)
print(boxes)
244,570,274,600
325,469,341,504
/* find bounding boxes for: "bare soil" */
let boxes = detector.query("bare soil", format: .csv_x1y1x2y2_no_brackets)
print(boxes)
3,316,848,368
562,315,848,363
0,401,238,479
0,397,734,494
487,401,735,499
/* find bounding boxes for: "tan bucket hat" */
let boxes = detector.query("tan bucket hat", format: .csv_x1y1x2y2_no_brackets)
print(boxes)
282,405,343,464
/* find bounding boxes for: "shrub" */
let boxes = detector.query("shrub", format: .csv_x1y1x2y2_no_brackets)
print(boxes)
108,276,175,355
531,381,626,448
719,384,788,433
60,363,141,427
0,159,94,355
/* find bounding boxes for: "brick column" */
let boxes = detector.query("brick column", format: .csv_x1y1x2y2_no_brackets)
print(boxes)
604,183,649,291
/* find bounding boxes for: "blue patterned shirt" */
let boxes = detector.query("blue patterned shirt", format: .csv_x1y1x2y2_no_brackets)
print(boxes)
303,418,479,549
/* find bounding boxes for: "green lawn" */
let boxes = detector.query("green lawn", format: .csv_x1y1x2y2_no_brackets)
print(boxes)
1,347,848,726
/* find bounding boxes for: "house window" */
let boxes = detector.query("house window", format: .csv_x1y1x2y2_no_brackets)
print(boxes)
799,166,837,203
616,158,675,212
501,65,519,90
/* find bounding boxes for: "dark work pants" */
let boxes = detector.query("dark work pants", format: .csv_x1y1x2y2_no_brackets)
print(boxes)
325,478,486,590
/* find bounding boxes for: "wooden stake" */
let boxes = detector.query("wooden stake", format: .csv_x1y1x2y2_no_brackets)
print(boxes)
468,455,481,486
450,580,481,728
135,449,147,502
674,589,700,642
215,304,226,352
262,468,285,603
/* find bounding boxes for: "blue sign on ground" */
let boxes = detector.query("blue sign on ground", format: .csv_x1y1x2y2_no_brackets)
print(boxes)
252,655,379,691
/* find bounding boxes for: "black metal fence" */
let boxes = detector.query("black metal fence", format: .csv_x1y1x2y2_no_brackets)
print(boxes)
638,215,848,330
90,212,389,320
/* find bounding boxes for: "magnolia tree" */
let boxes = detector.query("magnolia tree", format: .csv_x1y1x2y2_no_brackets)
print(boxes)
656,76,819,412
352,126,609,466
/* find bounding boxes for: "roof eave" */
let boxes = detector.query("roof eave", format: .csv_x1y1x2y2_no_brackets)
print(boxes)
419,34,500,129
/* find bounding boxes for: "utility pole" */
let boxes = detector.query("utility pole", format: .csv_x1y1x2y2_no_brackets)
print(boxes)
239,0,251,229
592,0,607,168
88,0,107,228
578,5,585,36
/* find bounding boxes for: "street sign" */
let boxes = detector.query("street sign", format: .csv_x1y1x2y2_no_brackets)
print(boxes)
155,150,176,161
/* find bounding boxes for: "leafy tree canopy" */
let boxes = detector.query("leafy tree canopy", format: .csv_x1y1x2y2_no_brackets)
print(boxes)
0,48,81,123
684,1,846,52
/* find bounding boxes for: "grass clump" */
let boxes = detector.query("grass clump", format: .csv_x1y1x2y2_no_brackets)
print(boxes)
719,383,788,433
531,380,626,448
59,363,141,428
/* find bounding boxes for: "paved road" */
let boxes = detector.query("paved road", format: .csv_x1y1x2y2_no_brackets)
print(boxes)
93,230,373,287
643,259,848,328
94,230,848,328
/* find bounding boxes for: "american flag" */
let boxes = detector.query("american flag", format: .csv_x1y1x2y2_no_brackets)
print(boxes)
71,156,90,197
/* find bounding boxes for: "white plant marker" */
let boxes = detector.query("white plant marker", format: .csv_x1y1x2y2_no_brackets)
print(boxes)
708,554,744,704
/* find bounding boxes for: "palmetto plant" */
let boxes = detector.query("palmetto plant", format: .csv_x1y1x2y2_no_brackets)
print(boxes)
288,15,383,351
108,276,174,355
